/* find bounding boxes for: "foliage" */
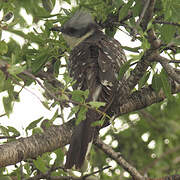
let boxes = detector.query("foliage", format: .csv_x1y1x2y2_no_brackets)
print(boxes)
0,0,180,179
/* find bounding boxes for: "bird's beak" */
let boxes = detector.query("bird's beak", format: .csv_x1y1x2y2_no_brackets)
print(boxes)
50,26,63,32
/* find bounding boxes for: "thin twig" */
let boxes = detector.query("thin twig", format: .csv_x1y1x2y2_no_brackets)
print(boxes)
0,135,19,139
153,20,180,27
169,60,180,64
136,0,150,26
23,70,60,102
0,113,6,118
83,166,111,179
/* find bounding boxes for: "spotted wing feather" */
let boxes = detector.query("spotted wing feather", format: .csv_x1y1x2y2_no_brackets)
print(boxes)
65,31,127,169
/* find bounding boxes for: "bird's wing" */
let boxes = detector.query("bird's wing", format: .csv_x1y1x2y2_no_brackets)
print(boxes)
65,33,127,169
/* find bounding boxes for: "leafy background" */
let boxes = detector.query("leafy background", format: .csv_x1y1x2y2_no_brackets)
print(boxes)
0,0,180,179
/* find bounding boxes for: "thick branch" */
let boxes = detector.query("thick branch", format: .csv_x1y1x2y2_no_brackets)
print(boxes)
117,82,180,116
94,138,144,180
0,120,74,167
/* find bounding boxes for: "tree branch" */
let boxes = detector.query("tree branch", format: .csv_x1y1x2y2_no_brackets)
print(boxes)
94,138,144,180
155,54,180,84
136,0,150,27
153,20,180,27
115,49,156,110
0,120,74,167
140,0,156,31
116,82,180,117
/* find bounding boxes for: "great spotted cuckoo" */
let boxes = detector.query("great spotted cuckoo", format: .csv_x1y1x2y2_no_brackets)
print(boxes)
51,10,127,169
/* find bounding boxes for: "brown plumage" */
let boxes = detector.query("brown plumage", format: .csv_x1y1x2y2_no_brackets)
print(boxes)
51,10,127,169
65,30,126,169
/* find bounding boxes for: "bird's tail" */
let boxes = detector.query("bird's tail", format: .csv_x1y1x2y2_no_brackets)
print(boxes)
64,109,98,169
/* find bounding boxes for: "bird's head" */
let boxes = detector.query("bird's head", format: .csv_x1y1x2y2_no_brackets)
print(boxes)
51,10,100,48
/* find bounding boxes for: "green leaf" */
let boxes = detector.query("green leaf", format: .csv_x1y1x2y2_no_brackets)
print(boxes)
24,163,31,176
119,0,133,21
54,149,64,166
31,52,49,73
71,90,88,103
152,73,162,94
42,0,53,12
0,41,8,55
50,108,59,122
138,71,151,89
92,120,104,127
53,60,61,76
3,96,13,117
68,105,79,119
0,176,11,180
147,20,153,31
0,70,6,92
118,60,131,80
41,101,50,110
33,156,48,173
88,101,106,109
0,125,9,136
155,138,163,157
0,30,2,40
160,24,176,43
11,53,16,64
32,127,43,134
63,73,73,85
7,126,20,136
160,69,172,99
7,65,26,75
76,106,88,125
121,46,140,53
25,117,43,131
133,0,142,17
142,36,150,50
84,89,89,99
5,29,28,40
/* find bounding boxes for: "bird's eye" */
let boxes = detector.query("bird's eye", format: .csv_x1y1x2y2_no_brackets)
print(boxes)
68,28,77,34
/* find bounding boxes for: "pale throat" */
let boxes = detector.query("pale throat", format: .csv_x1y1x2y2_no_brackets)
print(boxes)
62,29,94,49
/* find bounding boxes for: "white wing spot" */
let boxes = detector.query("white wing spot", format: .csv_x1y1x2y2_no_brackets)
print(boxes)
115,73,118,78
86,140,93,157
107,55,112,60
116,58,121,68
104,51,109,55
106,86,112,90
92,85,102,101
87,72,93,80
77,82,82,90
77,51,82,56
82,62,86,66
114,43,119,47
101,80,113,87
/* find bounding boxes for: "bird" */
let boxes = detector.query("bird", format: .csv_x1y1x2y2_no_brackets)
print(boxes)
51,10,127,169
